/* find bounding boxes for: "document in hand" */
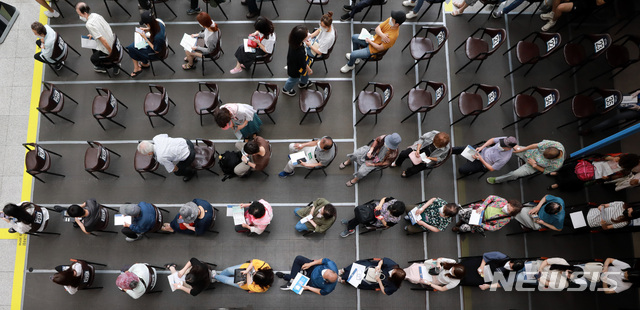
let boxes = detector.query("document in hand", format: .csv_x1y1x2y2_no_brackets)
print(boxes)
113,214,132,226
243,38,256,53
409,151,432,165
468,209,484,226
134,29,148,49
347,263,367,287
299,214,313,224
289,151,307,166
418,265,428,280
291,272,310,295
228,205,246,225
180,33,197,51
460,145,478,162
80,35,98,49
358,28,374,41
168,272,186,292
408,207,421,225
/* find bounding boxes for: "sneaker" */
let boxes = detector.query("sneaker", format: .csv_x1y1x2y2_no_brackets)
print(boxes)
8,228,16,233
187,7,201,15
345,53,361,65
541,20,556,31
341,219,348,225
209,270,217,282
125,235,143,242
540,11,554,21
275,272,285,279
343,5,352,12
278,171,294,178
44,10,60,18
492,10,503,18
113,67,121,76
486,177,496,184
340,229,355,238
280,283,292,290
298,82,312,89
402,0,416,7
403,215,411,221
94,66,107,73
406,11,418,19
340,64,355,73
338,268,344,276
284,65,288,70
282,88,297,97
54,62,63,71
340,13,352,21
404,225,408,231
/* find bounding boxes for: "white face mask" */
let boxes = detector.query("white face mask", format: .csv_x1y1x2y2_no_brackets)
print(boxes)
388,18,395,27
449,267,456,276
317,140,322,149
503,262,512,270
439,206,444,215
502,206,510,214
316,207,324,218
496,145,505,151
79,15,87,22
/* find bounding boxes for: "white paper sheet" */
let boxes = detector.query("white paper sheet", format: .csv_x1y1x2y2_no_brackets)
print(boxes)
167,272,186,292
570,211,587,229
358,28,374,41
460,145,478,162
180,33,197,51
469,209,484,226
80,36,98,49
347,263,366,288
290,272,310,295
113,214,131,226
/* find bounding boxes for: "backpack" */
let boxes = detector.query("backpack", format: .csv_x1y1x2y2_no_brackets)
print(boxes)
574,160,595,181
218,150,242,182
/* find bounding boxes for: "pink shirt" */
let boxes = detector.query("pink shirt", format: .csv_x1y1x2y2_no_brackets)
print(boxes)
245,199,272,234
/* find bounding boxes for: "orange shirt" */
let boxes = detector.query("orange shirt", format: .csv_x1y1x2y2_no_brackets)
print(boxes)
369,18,399,54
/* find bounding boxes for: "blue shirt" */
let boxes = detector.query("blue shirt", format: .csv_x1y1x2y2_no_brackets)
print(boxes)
170,199,214,235
309,258,338,296
538,195,565,230
128,201,156,234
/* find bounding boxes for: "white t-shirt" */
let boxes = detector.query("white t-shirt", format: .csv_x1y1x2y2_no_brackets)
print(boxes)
603,259,632,293
152,134,191,173
258,32,276,54
86,13,115,54
126,263,151,299
63,263,83,295
311,27,336,55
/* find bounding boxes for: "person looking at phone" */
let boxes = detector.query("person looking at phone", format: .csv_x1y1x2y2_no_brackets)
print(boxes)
514,195,565,232
341,133,402,187
161,200,213,235
278,136,335,178
451,136,518,177
214,259,274,292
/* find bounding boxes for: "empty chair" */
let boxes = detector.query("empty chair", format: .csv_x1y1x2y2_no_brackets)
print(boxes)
299,82,331,125
251,82,279,124
192,139,219,176
144,84,176,127
23,143,65,183
304,0,328,20
201,29,224,76
354,82,393,126
84,141,121,179
556,88,622,129
503,31,562,78
202,0,229,19
500,86,560,129
590,35,640,81
468,0,502,21
98,36,129,78
194,82,221,126
413,0,446,22
551,33,611,81
151,0,178,18
455,28,506,74
252,44,275,77
258,0,279,17
450,84,501,126
92,87,128,130
360,0,387,22
38,83,78,125
356,46,389,75
148,39,176,76
134,149,166,179
402,26,448,76
103,0,131,17
47,34,81,77
310,28,337,74
400,80,446,124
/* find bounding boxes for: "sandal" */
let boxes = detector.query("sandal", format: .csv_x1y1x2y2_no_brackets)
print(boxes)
339,160,351,169
182,63,195,70
451,8,462,16
130,70,142,77
346,179,357,187
164,263,177,270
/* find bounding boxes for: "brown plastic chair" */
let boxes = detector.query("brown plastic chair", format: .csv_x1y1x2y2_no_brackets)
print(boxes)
468,0,502,21
48,34,81,77
299,82,331,125
148,40,176,76
590,35,640,81
103,0,131,17
38,83,79,125
201,29,224,76
98,36,129,78
415,0,445,22
23,143,65,183
202,0,229,19
92,87,128,131
400,80,446,124
251,82,279,124
454,28,506,74
500,86,560,129
310,28,337,73
194,82,220,126
402,26,448,76
84,141,121,179
252,44,275,77
144,84,176,127
354,82,393,126
304,0,329,20
151,0,177,18
359,0,387,22
449,84,501,126
356,47,388,75
192,139,219,176
68,259,108,290
503,32,562,78
551,33,611,80
134,149,166,180
556,88,622,129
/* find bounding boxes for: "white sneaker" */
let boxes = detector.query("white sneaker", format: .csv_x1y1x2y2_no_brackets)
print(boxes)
345,53,361,65
540,11,554,21
492,10,503,19
541,19,556,31
284,65,288,70
406,11,418,19
402,0,416,7
44,10,60,18
209,270,217,282
340,64,355,73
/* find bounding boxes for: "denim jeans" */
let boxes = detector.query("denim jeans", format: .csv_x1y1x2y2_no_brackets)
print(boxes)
293,208,308,232
283,74,310,92
412,0,426,13
214,264,243,288
348,34,371,66
502,0,525,13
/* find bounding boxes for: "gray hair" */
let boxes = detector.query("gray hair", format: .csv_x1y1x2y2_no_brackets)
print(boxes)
137,141,154,154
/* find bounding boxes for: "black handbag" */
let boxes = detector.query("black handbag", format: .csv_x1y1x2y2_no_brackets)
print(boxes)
354,201,377,224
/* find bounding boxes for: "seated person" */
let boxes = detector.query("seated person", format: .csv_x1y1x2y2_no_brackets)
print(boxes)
182,12,219,70
277,256,338,295
235,199,273,235
31,22,63,70
580,89,640,136
453,195,523,235
602,257,639,294
549,154,640,191
393,130,451,178
584,202,640,230
340,197,405,237
540,0,608,31
60,199,109,235
214,103,262,140
230,17,276,74
452,136,517,177
339,257,405,296
278,136,335,178
487,140,565,185
537,257,581,290
167,258,215,296
305,12,336,58
340,133,401,187
2,202,49,234
476,252,526,290
120,202,157,242
215,259,274,293
162,200,214,235
404,197,459,233
126,11,167,77
116,263,155,299
234,136,270,177
515,195,565,232
403,257,464,291
611,171,640,191
294,198,337,234
451,0,506,16
51,261,83,294
340,12,405,73
340,0,387,21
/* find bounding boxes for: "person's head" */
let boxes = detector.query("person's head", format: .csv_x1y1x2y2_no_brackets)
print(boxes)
319,11,334,30
433,132,450,149
253,268,274,289
67,204,85,217
75,2,91,21
137,140,154,155
214,108,232,129
179,202,199,223
388,200,406,217
51,267,81,287
613,203,640,223
323,269,338,283
140,11,160,39
121,204,141,217
543,147,561,159
442,263,466,279
384,133,402,150
254,16,274,38
544,202,562,215
196,12,218,31
116,272,140,291
505,200,523,216
288,25,308,48
185,273,197,285
321,204,336,219
3,203,33,224
442,203,459,218
389,267,406,288
31,22,46,37
623,269,640,284
319,137,334,151
389,11,406,27
619,154,640,171
509,260,525,272
243,140,260,155
499,136,518,150
248,201,266,219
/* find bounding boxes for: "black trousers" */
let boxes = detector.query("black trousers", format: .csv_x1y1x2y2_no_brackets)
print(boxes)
247,0,258,13
90,49,108,67
191,0,199,9
283,255,317,282
396,148,431,177
121,227,139,238
174,140,196,177
451,145,488,176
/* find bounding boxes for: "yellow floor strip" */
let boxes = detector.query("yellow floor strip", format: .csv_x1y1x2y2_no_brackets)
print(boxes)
444,0,454,13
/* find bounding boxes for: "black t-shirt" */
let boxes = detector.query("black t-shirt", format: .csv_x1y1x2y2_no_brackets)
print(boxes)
286,45,306,78
188,258,210,296
81,199,105,232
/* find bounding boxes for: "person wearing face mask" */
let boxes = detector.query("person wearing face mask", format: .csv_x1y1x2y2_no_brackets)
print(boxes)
402,257,462,291
392,130,451,178
403,197,459,234
305,12,336,59
75,2,115,75
293,198,337,234
452,136,517,177
30,22,64,70
278,136,335,178
182,12,219,70
515,195,565,232
338,257,406,295
453,195,523,234
486,139,565,185
126,10,167,77
282,25,313,97
340,11,405,73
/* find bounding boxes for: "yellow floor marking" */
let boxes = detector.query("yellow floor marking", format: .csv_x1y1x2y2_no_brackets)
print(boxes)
444,0,455,13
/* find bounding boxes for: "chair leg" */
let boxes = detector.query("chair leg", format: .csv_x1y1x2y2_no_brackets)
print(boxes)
417,2,433,22
354,112,369,126
504,62,526,78
260,170,269,177
149,171,166,179
147,115,155,128
87,171,100,179
264,63,273,76
212,59,224,73
52,112,75,124
264,112,276,124
205,168,220,176
469,114,481,126
501,118,525,129
39,110,56,124
217,3,229,20
522,116,537,128
401,110,419,123
455,59,474,74
316,112,322,123
356,60,369,75
450,114,469,126
271,0,279,16
523,62,538,77
322,59,328,74
405,60,420,75
421,111,428,124
30,173,45,183
360,5,373,22
556,118,581,129
550,66,573,81
468,4,487,21
474,59,485,74
98,170,120,178
150,61,156,76
303,2,312,20
42,171,65,178
114,0,132,17
163,1,178,17
200,113,203,126
161,60,176,74
304,169,314,179
137,171,146,180
61,63,79,76
67,44,81,57
159,115,175,126
95,118,106,131
299,110,310,125
103,0,112,17
107,118,126,129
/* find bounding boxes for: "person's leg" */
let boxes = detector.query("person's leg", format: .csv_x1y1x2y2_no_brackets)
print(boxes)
234,163,251,177
553,2,573,20
458,160,485,176
347,218,360,230
502,0,526,14
514,207,542,230
34,52,47,64
351,34,368,51
283,76,299,92
412,0,425,13
235,224,249,233
404,163,427,177
295,221,309,232
283,255,313,281
90,50,108,69
395,148,413,167
190,0,199,10
587,110,640,133
121,227,139,238
347,47,371,66
354,164,376,180
493,164,537,183
214,265,242,288
247,0,259,13
451,146,465,155
350,0,374,17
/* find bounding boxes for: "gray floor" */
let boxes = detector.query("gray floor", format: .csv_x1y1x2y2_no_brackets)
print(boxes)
1,0,640,309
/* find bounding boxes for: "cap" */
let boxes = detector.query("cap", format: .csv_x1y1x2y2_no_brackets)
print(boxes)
140,10,154,25
391,11,406,25
384,133,402,150
116,272,139,290
179,202,199,223
499,136,518,148
121,204,141,217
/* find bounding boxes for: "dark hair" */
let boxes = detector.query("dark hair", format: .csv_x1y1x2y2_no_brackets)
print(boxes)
185,273,197,285
507,200,523,216
389,267,405,288
289,25,308,47
52,266,81,287
3,203,33,224
623,269,640,284
196,12,218,31
321,137,334,150
544,202,562,215
320,11,334,27
254,16,274,38
443,203,459,217
543,147,560,159
322,204,336,219
433,132,450,148
612,203,640,223
388,200,406,217
214,108,232,128
619,154,640,171
441,263,466,279
248,201,266,219
31,22,46,36
76,2,91,14
67,204,84,217
510,260,525,272
253,268,274,289
244,141,260,155
147,19,161,43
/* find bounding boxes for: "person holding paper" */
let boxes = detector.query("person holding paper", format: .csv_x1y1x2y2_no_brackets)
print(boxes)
167,258,214,296
282,25,313,97
341,133,402,187
234,199,273,235
602,257,639,294
583,201,640,230
182,12,219,70
2,202,49,234
278,137,335,178
233,136,269,177
338,257,406,295
293,198,337,233
340,197,406,237
403,197,459,234
58,199,110,235
515,195,565,232
230,16,276,74
305,12,336,58
162,200,214,235
116,263,155,299
137,134,197,182
486,140,565,185
393,130,450,178
214,259,274,292
340,11,405,73
548,153,639,191
277,256,338,295
119,202,157,242
30,22,63,70
453,195,523,234
214,103,263,140
75,3,115,74
403,257,464,291
451,136,517,177
125,10,166,77
51,261,84,295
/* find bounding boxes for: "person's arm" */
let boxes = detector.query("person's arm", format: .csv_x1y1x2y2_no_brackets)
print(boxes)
301,259,323,270
527,158,545,172
474,153,496,171
178,261,192,278
513,143,537,153
475,138,497,152
374,24,389,43
376,275,389,295
418,198,436,213
97,37,112,54
303,285,323,295
75,218,90,235
535,219,560,231
236,119,249,131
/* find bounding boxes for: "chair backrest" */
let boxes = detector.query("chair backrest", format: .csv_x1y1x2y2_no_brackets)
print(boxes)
99,89,118,116
95,143,109,168
24,143,47,171
50,34,68,62
207,29,223,60
483,28,507,54
322,28,337,60
586,33,612,59
537,32,562,58
426,81,447,108
201,82,220,104
534,87,561,113
42,83,64,111
375,83,394,110
594,88,623,115
252,82,279,113
314,82,332,112
257,43,275,63
477,84,501,111
154,85,169,112
102,36,124,64
193,139,216,169
430,147,452,169
72,260,95,290
426,26,449,54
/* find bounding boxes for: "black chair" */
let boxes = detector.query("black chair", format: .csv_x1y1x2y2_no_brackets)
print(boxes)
201,29,224,76
500,86,560,129
251,82,279,124
84,141,121,179
605,0,640,35
503,32,562,78
92,87,128,130
468,0,502,21
134,150,166,180
356,48,388,75
192,139,220,176
144,84,176,127
37,83,78,125
400,80,446,124
151,0,178,18
258,0,279,17
148,40,176,76
415,0,445,22
23,143,65,183
48,34,81,77
252,45,275,77
455,28,506,74
511,0,544,20
194,82,221,126
359,0,387,22
304,140,337,179
402,26,448,76
98,36,129,78
590,35,640,81
556,88,622,129
550,33,611,81
68,259,108,290
310,28,337,74
423,147,452,178
299,82,331,125
449,84,500,126
304,0,328,20
354,82,393,126
202,0,229,19
103,0,131,17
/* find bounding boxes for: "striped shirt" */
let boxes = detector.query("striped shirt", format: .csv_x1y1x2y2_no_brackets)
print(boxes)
587,201,628,229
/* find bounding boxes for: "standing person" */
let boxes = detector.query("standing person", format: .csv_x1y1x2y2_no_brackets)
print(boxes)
187,0,202,15
234,200,273,235
126,10,167,77
282,25,312,97
230,16,276,74
137,134,197,182
514,195,565,231
305,12,336,59
278,137,335,178
340,133,402,187
486,140,565,185
31,22,63,70
214,103,262,140
35,0,60,18
293,198,337,234
75,2,116,74
393,130,450,178
183,12,219,70
162,200,214,235
452,136,518,177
